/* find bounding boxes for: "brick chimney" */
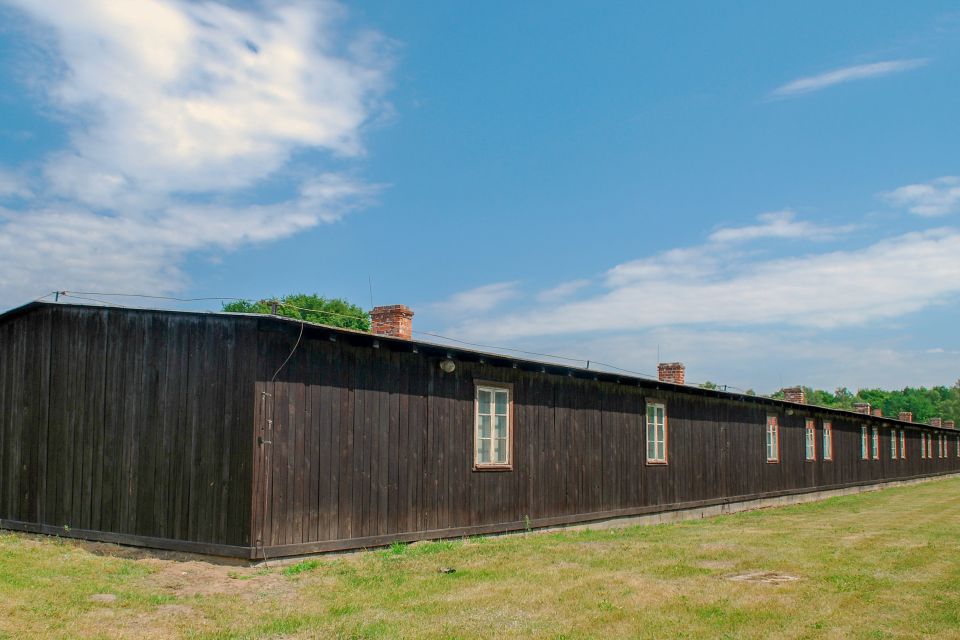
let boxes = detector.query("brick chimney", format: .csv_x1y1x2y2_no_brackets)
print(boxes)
872,408,883,417
930,417,943,428
370,305,414,340
898,411,913,422
853,402,871,415
945,420,955,429
783,387,806,404
657,362,685,385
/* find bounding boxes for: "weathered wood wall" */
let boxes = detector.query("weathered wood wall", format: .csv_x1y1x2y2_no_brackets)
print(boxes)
0,305,257,553
254,324,960,557
3,305,958,559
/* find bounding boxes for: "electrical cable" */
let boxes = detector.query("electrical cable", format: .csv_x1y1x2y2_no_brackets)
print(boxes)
45,288,765,390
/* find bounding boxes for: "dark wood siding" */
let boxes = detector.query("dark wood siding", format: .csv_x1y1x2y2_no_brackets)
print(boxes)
0,306,257,552
3,304,959,559
254,323,960,557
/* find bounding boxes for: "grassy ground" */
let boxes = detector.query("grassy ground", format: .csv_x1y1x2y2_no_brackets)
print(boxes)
2,478,960,639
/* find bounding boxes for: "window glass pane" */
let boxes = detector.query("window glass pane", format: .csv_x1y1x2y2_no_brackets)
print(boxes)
478,415,491,439
494,390,508,415
495,438,508,463
494,415,508,439
477,439,490,463
646,403,666,461
478,389,492,415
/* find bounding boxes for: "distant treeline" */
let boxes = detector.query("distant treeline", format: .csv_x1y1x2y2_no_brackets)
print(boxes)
769,384,960,424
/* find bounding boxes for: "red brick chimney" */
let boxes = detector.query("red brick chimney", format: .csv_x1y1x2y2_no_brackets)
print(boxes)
657,362,685,385
370,305,414,340
930,417,943,428
898,411,913,422
783,387,806,404
853,403,871,415
945,420,955,429
872,408,883,417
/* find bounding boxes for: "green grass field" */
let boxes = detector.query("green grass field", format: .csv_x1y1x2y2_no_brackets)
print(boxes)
2,478,959,639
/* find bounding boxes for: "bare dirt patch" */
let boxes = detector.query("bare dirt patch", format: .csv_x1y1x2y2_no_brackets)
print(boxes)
695,559,736,570
88,593,118,603
136,559,290,600
725,570,800,584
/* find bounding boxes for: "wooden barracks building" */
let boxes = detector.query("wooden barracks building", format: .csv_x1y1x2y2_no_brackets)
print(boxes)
0,301,958,560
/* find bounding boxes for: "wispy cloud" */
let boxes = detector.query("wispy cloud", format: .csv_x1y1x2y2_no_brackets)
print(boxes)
0,168,32,199
447,220,960,341
708,210,856,244
0,175,375,303
536,279,591,303
562,329,960,392
884,176,960,217
0,0,393,306
432,281,521,316
769,58,929,99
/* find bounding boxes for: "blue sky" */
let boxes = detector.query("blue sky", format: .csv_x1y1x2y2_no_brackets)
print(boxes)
1,1,959,392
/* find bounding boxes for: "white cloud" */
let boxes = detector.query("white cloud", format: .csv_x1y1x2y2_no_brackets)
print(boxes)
448,226,960,342
0,168,32,199
0,0,392,306
561,329,960,393
769,58,929,99
433,281,521,316
884,176,960,217
536,279,591,303
708,210,856,244
0,174,373,303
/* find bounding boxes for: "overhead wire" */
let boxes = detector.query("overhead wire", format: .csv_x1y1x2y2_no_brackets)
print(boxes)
41,288,764,392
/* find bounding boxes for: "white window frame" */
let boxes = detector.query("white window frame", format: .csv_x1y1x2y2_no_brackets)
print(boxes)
921,433,927,459
956,436,959,459
822,421,833,461
900,430,906,459
645,400,668,464
890,428,897,460
804,418,816,461
928,433,933,459
871,426,880,460
861,426,869,460
473,381,513,471
766,415,780,463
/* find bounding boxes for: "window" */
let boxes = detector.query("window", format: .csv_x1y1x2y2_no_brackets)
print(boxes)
646,401,667,464
900,430,906,459
938,435,943,459
861,426,869,460
822,422,833,461
474,383,512,469
921,433,927,459
871,426,879,459
928,433,934,459
805,419,816,461
956,436,959,458
766,415,780,463
890,429,897,459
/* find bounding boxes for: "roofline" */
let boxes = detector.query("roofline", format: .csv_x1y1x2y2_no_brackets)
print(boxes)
3,300,958,433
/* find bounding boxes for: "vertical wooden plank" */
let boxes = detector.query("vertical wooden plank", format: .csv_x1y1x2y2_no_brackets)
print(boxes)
325,341,341,542
379,351,394,536
394,352,409,534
